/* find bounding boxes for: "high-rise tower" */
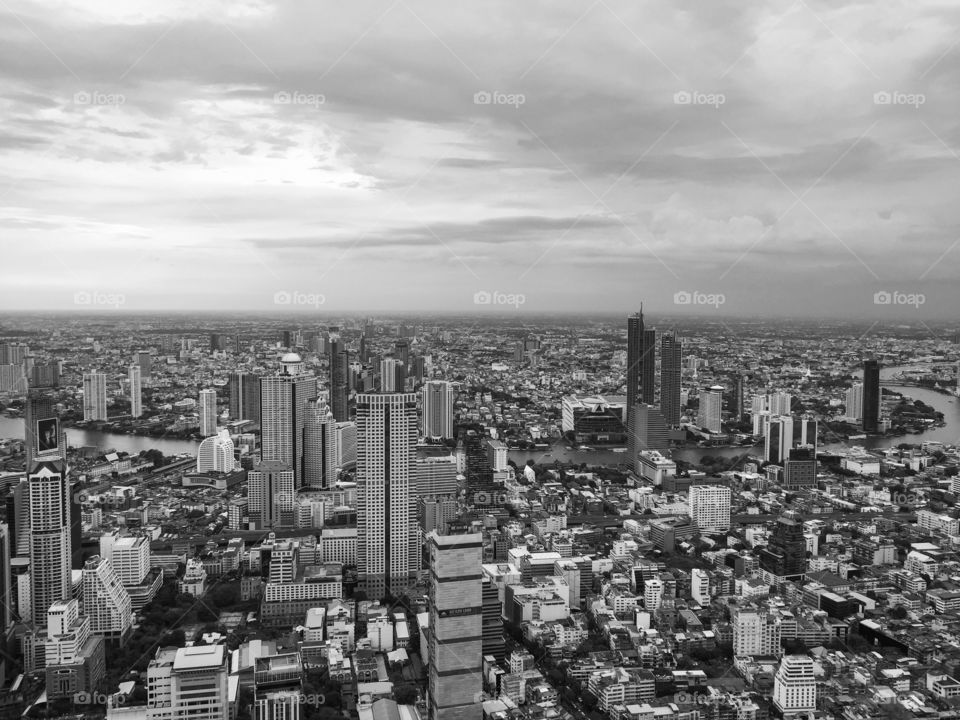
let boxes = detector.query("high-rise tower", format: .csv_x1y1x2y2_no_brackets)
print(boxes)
303,397,337,489
660,332,682,425
128,364,142,418
28,459,72,627
260,353,317,485
328,327,350,422
862,359,881,433
82,372,108,421
422,380,455,440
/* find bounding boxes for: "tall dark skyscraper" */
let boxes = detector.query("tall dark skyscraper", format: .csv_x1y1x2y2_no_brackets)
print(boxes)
329,327,350,422
626,311,656,414
758,510,807,580
25,380,66,469
731,372,746,420
660,332,682,425
862,359,881,433
228,372,261,422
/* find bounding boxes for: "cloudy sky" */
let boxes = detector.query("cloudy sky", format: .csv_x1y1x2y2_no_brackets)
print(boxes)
1,0,959,317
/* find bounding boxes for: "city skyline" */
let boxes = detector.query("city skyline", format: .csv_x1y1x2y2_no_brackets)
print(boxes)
1,2,959,316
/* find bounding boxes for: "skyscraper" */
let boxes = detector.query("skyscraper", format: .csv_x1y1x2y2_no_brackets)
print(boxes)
81,555,132,643
25,382,66,468
427,531,483,720
773,655,816,714
129,364,142,418
660,332,682,425
303,397,337,489
759,510,807,580
197,430,236,473
862,359,881,433
422,380,455,440
28,459,72,626
845,384,863,421
629,404,670,461
731,372,746,420
356,392,418,600
380,356,405,392
328,327,350,422
689,485,731,532
82,372,108,421
764,415,794,464
228,372,261,422
199,388,218,437
626,311,656,415
248,461,295,529
698,385,723,433
136,351,152,380
260,353,317,485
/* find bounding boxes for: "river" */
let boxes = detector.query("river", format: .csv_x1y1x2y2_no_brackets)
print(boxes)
0,364,956,463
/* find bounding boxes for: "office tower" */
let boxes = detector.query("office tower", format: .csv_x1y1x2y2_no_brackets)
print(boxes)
463,431,496,503
281,330,292,348
395,339,410,367
427,531,483,720
209,333,222,352
25,381,66,468
412,356,427,385
0,364,27,394
81,555,132,643
82,372,108,421
128,364,142,418
335,421,357,470
0,342,28,366
417,457,459,497
764,415,794,464
328,327,350,422
691,568,709,605
0,524,10,632
773,655,816,714
356,392,418,600
303,397,337,489
44,599,105,699
629,404,670,461
688,485,731,533
380,356,405,392
733,608,782,657
862,359,881,433
30,363,60,388
147,645,230,720
260,353,317,484
100,536,150,587
845,384,863,421
197,429,236,473
626,311,656,421
228,372,261,422
422,380,455,440
136,351,152,380
199,388,218,437
248,461,295,529
482,577,506,662
660,332,682,425
698,385,723,433
767,391,792,416
784,447,817,490
358,333,368,363
758,510,807,580
732,373,746,420
29,459,71,626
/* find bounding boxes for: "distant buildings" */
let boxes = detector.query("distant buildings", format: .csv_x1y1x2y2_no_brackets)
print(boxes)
82,372,108,421
227,372,261,422
660,332,682,425
759,510,807,580
199,388,218,437
128,364,142,418
863,359,881,433
698,386,723,433
845,384,863,422
422,380,455,440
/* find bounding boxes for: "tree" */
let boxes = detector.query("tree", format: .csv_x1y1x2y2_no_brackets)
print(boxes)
394,685,418,704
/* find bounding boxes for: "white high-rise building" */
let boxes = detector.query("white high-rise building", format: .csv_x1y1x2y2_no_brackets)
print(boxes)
199,388,218,437
82,372,108,421
335,421,357,470
733,609,782,656
303,397,337,488
81,555,132,642
422,380,455,440
773,655,816,714
689,485,731,533
752,409,771,437
845,384,863,421
197,429,236,473
45,599,90,665
380,357,404,392
644,577,664,611
260,353,317,484
248,461,295,529
691,568,710,605
764,415,794,464
147,645,229,720
29,459,71,627
100,535,150,586
698,386,723,433
356,392,419,600
129,364,142,418
767,392,793,416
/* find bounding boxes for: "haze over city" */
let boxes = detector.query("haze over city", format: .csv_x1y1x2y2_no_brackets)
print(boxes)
2,0,960,316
